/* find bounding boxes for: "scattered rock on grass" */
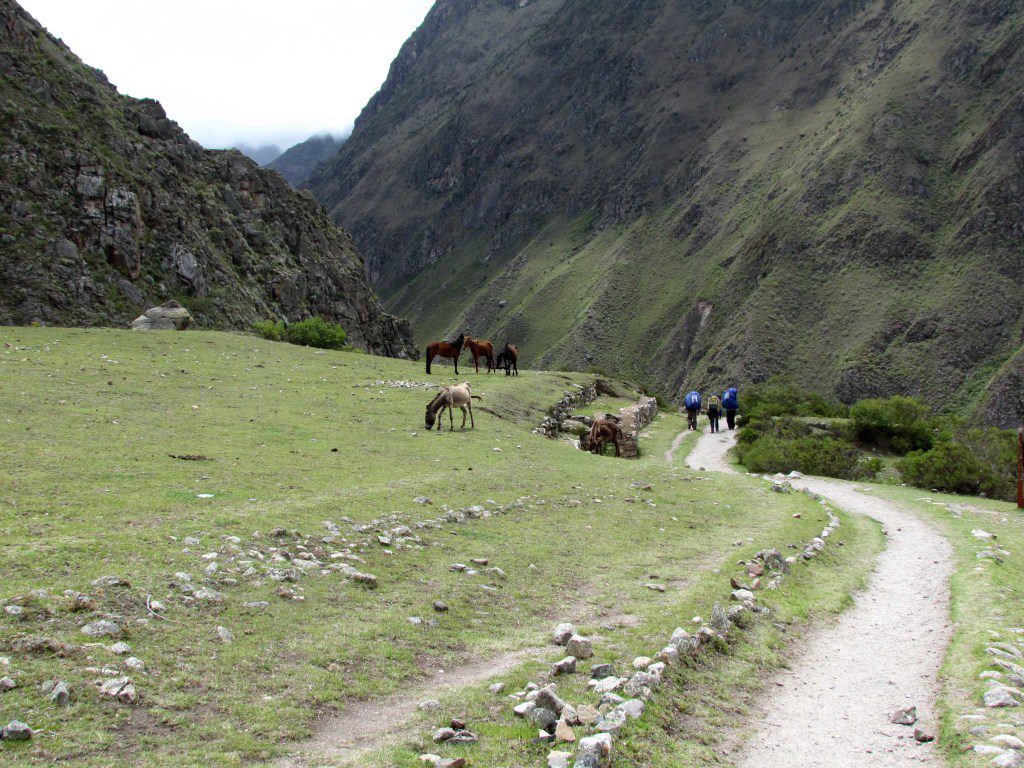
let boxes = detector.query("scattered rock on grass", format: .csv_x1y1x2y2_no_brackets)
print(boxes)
1,720,32,741
98,677,137,704
574,733,613,768
0,677,16,693
985,688,1022,708
548,751,572,768
566,635,594,660
552,657,577,675
81,620,121,638
215,626,234,644
553,623,576,646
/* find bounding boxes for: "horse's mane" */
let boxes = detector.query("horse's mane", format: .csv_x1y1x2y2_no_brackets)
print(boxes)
426,390,448,414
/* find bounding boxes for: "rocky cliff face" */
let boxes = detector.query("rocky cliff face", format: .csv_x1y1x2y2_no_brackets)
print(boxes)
0,0,416,358
309,0,1024,420
268,134,346,187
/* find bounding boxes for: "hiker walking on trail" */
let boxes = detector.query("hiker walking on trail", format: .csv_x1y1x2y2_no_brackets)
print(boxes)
707,392,722,433
683,390,702,431
722,387,739,430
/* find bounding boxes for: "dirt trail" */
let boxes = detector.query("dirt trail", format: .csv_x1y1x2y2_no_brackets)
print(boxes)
688,427,953,767
279,646,550,767
665,428,694,464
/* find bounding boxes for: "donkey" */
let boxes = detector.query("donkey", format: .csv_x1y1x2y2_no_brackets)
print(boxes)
426,333,465,375
425,383,482,431
495,344,519,376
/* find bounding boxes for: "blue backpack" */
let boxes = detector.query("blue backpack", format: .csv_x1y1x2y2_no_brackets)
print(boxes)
722,388,739,410
684,391,701,410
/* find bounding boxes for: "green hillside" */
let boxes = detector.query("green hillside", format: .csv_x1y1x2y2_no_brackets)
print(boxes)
309,0,1024,423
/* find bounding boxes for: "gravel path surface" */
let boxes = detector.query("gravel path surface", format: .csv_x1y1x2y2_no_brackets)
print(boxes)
688,427,953,767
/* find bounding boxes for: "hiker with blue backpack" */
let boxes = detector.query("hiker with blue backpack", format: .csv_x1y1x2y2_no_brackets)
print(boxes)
723,387,739,430
684,390,701,430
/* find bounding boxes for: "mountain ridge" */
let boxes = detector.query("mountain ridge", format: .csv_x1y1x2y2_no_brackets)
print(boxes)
0,0,416,358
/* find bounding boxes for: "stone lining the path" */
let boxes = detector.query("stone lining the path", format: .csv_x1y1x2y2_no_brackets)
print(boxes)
422,484,844,767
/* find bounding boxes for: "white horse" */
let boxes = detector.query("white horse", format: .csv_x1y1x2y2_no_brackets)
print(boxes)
425,383,481,431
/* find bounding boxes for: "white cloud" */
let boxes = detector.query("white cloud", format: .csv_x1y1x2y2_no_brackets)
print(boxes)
18,0,434,149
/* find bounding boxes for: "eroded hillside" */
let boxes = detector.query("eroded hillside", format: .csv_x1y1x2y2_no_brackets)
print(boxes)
309,0,1024,417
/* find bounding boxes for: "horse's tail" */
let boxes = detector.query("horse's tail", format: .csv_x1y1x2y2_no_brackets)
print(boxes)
425,351,432,374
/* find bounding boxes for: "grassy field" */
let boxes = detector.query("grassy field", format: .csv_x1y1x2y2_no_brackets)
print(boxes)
0,328,882,767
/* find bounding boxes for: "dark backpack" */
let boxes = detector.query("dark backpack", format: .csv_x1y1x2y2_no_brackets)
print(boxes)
684,391,701,410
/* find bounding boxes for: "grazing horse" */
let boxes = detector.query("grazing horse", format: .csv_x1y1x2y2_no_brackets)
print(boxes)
464,337,496,373
425,383,482,431
426,333,465,374
495,344,519,376
588,419,623,457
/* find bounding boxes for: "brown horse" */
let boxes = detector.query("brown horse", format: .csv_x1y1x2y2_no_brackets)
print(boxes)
426,333,465,375
464,337,496,373
588,419,623,457
495,344,519,376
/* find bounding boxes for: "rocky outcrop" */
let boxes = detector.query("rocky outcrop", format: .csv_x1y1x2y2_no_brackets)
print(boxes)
131,301,192,331
308,0,1024,418
0,0,416,359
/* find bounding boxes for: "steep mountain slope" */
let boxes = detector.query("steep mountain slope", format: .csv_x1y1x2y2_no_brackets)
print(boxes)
309,0,1024,418
0,0,416,357
268,133,346,186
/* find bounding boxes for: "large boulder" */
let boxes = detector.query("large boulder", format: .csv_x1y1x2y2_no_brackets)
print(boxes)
131,300,193,330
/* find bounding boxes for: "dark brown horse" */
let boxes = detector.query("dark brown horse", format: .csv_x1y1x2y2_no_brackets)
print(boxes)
426,333,465,375
464,337,496,373
495,344,519,376
588,419,622,457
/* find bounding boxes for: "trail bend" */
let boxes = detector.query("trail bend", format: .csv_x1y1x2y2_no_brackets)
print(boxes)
688,427,952,767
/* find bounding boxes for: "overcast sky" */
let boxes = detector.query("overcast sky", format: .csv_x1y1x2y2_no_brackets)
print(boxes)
19,0,435,151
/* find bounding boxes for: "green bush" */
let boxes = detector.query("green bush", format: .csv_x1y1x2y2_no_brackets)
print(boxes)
957,428,1016,500
252,318,347,350
736,434,874,480
898,429,1016,500
739,377,848,425
850,396,935,453
897,442,986,496
253,320,284,342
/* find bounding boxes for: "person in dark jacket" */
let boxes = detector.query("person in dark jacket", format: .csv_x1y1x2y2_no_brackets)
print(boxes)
706,393,722,433
723,387,739,430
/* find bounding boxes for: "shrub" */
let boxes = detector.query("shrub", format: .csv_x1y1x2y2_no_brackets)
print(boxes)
284,318,347,350
736,434,873,480
850,396,935,453
897,442,986,496
253,320,284,342
957,428,1016,500
899,429,1017,500
739,377,848,425
252,318,347,350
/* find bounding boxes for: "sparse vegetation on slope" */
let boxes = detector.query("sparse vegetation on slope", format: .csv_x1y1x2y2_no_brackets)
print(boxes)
309,0,1024,423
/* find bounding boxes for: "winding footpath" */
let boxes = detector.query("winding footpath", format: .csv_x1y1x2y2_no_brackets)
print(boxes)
686,427,953,767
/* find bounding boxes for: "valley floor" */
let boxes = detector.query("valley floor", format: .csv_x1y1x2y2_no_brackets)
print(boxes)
0,328,1020,768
